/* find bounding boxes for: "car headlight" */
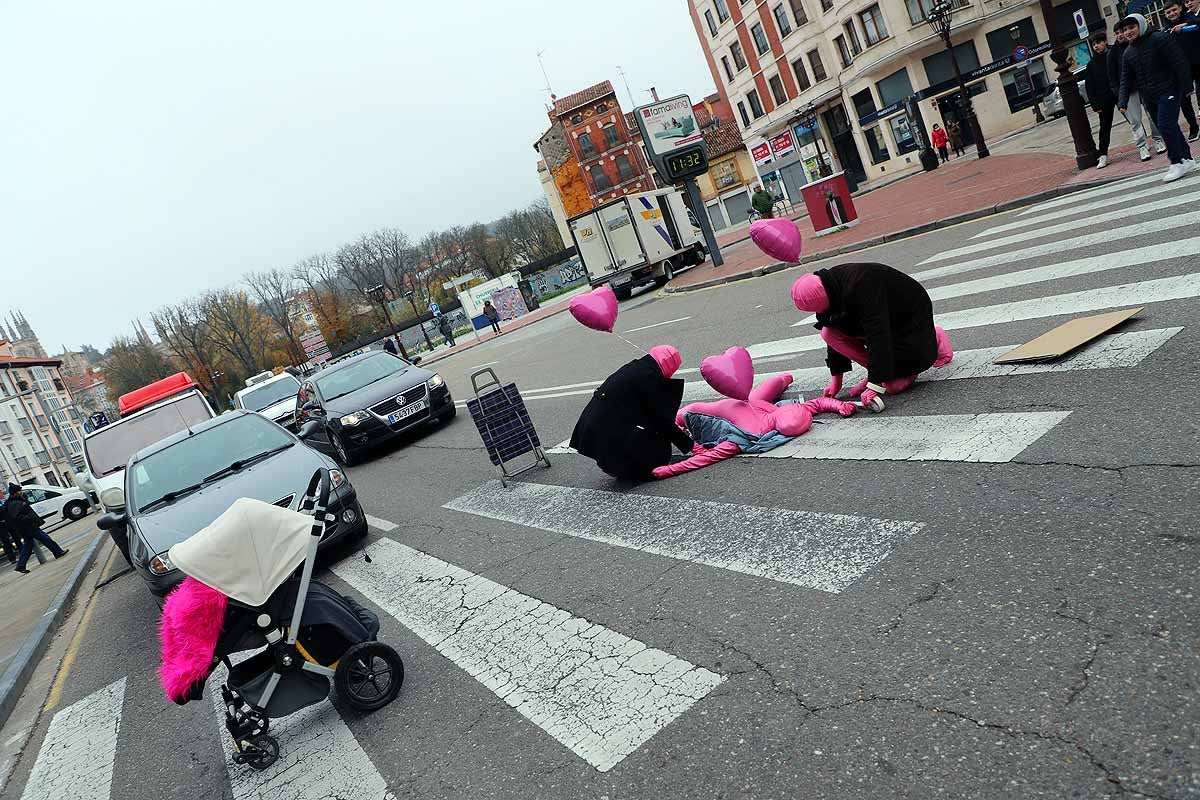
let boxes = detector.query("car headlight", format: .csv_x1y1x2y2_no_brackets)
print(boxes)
149,553,176,576
329,468,346,491
340,410,371,426
427,375,445,390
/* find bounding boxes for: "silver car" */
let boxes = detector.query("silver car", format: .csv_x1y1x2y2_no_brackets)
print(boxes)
1042,67,1089,117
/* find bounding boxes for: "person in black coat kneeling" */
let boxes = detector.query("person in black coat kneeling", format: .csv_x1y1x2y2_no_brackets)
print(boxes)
791,263,955,410
570,345,694,482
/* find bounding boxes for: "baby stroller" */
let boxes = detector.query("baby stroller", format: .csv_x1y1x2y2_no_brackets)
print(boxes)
160,469,404,771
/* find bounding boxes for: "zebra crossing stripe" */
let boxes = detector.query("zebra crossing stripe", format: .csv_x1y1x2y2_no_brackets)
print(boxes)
925,238,1200,303
1016,171,1165,217
332,538,723,772
929,186,1200,261
913,213,1200,283
20,678,126,800
445,481,924,593
211,661,395,800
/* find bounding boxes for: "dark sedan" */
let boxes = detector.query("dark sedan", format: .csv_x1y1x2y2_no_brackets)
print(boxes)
98,410,367,599
296,351,454,465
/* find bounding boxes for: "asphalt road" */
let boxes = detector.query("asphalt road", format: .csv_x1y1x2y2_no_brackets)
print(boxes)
4,171,1198,800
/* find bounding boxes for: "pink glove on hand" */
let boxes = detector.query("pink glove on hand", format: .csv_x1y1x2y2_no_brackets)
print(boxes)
823,374,844,398
859,382,886,412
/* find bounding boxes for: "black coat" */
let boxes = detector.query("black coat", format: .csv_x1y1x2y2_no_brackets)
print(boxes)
1119,29,1192,107
1085,49,1117,108
3,495,42,537
811,263,938,384
1170,11,1200,69
570,355,693,481
1108,40,1130,92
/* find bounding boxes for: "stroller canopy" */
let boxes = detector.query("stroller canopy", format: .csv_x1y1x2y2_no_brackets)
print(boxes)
169,498,314,607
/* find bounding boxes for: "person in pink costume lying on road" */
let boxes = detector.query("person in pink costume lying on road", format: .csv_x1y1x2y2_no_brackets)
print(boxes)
791,263,955,410
652,373,855,479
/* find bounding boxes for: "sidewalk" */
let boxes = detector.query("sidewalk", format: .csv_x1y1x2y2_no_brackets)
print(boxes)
672,119,1158,293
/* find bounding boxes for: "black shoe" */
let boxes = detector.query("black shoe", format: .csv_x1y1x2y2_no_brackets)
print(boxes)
54,549,70,559
14,567,29,574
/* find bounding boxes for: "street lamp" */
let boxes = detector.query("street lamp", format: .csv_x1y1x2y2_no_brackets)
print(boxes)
366,284,411,361
926,0,990,159
797,104,832,177
1036,0,1098,168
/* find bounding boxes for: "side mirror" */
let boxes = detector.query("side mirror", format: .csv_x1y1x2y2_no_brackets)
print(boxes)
97,511,127,531
298,420,323,440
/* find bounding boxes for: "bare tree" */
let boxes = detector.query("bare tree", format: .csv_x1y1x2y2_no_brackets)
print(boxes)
104,335,175,403
150,300,221,401
202,288,274,375
496,199,565,265
462,222,513,279
245,268,305,365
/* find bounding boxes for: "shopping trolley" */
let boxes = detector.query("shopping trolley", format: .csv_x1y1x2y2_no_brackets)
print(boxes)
465,368,551,486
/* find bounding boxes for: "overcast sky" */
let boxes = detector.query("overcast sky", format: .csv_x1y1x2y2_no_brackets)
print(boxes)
1,1,714,352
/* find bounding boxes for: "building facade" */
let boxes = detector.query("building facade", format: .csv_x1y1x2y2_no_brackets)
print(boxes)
0,339,88,488
688,0,1112,194
695,122,763,230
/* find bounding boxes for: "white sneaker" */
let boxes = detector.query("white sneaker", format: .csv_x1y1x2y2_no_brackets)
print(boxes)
1163,163,1187,182
1187,158,1200,172
1139,145,1152,161
1156,140,1168,154
1097,155,1109,168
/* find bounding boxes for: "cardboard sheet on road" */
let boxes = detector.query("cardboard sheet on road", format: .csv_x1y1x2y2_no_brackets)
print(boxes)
993,307,1144,364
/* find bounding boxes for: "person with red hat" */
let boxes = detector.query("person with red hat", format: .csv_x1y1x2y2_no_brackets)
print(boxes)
791,264,954,410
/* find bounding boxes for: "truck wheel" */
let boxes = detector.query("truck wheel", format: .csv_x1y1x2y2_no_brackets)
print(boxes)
655,260,675,287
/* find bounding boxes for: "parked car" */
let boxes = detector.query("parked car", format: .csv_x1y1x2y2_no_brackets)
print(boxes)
233,371,302,431
295,351,454,466
20,484,92,524
1042,67,1088,118
97,410,366,599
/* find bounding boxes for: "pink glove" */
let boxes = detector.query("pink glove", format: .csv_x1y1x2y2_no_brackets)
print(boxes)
859,383,886,412
823,374,843,398
847,376,870,398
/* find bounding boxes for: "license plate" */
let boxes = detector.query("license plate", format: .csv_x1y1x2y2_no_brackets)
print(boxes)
612,272,632,286
387,400,427,425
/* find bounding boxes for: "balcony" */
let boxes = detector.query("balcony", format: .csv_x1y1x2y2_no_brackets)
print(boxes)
14,457,30,472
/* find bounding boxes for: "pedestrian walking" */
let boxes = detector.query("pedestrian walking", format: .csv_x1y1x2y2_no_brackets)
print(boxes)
947,120,965,157
1165,0,1200,140
437,315,456,348
4,484,68,574
1118,13,1196,182
1085,31,1119,168
0,487,17,563
383,338,398,356
751,185,775,219
1111,19,1168,160
931,124,950,163
483,300,501,335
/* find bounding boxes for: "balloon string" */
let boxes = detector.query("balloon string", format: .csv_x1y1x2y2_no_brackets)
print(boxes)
613,333,647,354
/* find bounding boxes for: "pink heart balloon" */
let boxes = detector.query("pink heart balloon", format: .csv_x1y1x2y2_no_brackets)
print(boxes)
750,218,803,263
700,346,755,401
568,285,618,333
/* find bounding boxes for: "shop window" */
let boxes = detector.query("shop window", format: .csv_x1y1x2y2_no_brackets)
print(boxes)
865,126,890,164
1000,59,1049,112
888,114,918,154
851,88,877,121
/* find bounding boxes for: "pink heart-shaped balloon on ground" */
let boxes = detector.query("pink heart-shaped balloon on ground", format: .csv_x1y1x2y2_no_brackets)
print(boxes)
568,285,618,333
750,218,803,263
700,346,755,400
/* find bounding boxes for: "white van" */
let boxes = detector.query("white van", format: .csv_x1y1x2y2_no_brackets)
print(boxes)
19,484,92,525
232,371,302,431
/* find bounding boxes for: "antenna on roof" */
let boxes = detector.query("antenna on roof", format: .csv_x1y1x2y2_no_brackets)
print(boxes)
537,50,553,100
616,65,636,109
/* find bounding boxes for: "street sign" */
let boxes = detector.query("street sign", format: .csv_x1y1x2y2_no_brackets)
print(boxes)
1013,44,1029,62
637,95,704,158
1073,9,1089,42
751,142,772,163
429,302,441,316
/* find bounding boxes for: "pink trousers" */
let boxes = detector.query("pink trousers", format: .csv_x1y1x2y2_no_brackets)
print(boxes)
820,325,954,394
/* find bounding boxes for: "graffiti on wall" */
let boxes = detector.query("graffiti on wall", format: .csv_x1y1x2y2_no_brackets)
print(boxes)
528,260,589,298
489,287,528,321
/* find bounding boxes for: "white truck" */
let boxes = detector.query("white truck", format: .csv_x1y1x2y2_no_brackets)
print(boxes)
568,187,706,300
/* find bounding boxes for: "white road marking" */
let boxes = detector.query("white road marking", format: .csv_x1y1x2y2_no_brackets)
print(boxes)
925,238,1200,302
332,538,723,772
20,678,126,800
622,316,692,333
524,379,603,395
445,481,924,593
365,513,398,532
473,360,501,368
212,659,395,800
913,213,1200,283
928,187,1200,262
1015,170,1165,217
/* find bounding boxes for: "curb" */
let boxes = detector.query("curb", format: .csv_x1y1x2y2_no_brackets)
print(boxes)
0,532,104,730
663,174,1130,295
420,303,574,368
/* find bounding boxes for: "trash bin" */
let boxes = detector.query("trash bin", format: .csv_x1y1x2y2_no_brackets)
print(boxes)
799,172,860,236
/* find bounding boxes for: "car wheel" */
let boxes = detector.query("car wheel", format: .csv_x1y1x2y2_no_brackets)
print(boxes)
332,432,357,467
64,500,88,521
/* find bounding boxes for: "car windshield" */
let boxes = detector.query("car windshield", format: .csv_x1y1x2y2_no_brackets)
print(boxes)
314,352,407,400
239,376,301,412
84,393,212,477
128,414,294,513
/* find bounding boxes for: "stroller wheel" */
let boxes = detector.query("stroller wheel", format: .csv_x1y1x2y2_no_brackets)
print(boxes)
244,735,279,771
336,641,404,712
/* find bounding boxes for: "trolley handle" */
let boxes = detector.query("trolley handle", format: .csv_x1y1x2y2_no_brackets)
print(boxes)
470,368,503,398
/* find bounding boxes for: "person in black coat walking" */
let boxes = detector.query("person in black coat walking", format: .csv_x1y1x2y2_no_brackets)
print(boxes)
1118,13,1195,180
4,484,67,573
570,346,693,482
1164,0,1200,140
791,264,954,410
1110,22,1166,160
1085,31,1119,167
437,315,456,348
482,300,501,335
0,488,16,563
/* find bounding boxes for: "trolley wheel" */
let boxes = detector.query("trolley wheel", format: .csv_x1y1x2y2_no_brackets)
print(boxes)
537,447,551,468
244,735,279,771
336,642,404,712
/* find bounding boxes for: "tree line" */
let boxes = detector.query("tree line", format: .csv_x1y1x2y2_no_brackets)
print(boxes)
102,199,564,407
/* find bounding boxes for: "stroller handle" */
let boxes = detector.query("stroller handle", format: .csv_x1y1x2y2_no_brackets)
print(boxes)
300,468,331,534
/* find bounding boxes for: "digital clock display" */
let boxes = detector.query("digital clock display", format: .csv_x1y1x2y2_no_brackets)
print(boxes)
664,145,708,181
